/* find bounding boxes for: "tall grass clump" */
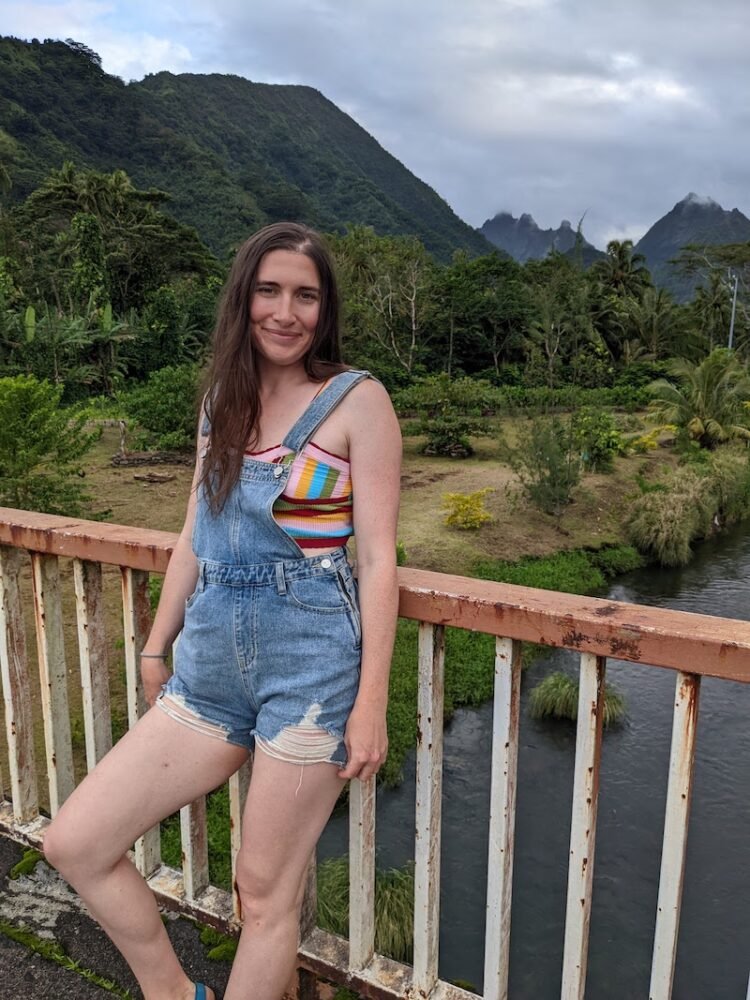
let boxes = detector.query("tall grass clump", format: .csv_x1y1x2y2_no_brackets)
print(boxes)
529,671,626,726
626,466,713,566
317,856,415,962
626,447,750,568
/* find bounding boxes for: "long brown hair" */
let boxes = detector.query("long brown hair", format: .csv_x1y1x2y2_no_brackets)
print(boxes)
199,223,347,511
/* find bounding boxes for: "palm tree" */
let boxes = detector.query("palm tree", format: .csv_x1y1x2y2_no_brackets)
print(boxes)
624,287,678,359
648,348,750,449
591,240,652,299
692,270,732,352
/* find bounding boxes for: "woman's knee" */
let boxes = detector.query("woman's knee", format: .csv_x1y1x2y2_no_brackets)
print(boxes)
43,813,115,879
234,857,302,925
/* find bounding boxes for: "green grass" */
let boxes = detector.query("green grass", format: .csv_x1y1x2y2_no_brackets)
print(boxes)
161,785,232,889
528,671,626,727
473,544,646,595
317,856,414,963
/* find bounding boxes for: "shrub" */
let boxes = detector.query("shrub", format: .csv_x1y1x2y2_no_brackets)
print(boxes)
588,545,646,577
0,375,99,515
393,374,490,456
395,540,408,566
628,427,661,453
420,414,484,457
392,373,497,417
571,407,623,472
121,363,201,450
504,416,581,520
529,671,626,726
442,488,494,529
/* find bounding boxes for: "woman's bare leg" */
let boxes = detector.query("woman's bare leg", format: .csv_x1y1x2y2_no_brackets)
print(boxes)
44,707,248,1000
224,748,345,1000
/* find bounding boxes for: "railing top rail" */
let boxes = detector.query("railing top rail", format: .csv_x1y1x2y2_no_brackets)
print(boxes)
2,507,749,682
0,507,175,573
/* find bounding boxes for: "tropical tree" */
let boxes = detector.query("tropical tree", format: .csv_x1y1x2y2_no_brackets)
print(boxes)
524,254,596,386
691,269,733,352
590,239,652,299
0,375,98,515
16,164,218,312
648,348,750,449
623,287,680,359
330,226,436,377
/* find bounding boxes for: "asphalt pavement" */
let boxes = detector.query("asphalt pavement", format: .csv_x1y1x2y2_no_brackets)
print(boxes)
0,836,234,999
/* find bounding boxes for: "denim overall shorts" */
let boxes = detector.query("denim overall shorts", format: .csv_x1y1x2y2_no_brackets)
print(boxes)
157,370,369,766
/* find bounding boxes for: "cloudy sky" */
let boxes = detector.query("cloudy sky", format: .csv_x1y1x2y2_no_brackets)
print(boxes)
4,0,749,247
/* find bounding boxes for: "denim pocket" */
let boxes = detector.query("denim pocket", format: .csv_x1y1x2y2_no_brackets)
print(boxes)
184,575,204,611
286,575,350,613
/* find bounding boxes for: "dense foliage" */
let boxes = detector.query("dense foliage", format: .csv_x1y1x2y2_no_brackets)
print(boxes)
0,374,98,514
0,35,489,260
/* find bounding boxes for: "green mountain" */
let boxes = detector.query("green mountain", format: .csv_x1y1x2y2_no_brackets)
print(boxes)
635,193,750,301
0,36,491,259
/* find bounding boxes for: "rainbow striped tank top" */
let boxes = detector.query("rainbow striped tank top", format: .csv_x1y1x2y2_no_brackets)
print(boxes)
246,441,353,549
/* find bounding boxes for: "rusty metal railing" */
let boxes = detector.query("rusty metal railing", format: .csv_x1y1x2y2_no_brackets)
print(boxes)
1,507,749,1000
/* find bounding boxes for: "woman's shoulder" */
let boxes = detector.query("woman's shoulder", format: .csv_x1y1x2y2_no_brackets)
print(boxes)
339,371,393,411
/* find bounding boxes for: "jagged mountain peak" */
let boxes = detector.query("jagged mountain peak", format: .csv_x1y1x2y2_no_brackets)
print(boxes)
479,209,595,263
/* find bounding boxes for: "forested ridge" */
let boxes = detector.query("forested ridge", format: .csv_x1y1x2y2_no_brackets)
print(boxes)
0,35,491,259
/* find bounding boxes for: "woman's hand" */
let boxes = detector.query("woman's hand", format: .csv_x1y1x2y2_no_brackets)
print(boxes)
338,700,388,782
141,656,171,708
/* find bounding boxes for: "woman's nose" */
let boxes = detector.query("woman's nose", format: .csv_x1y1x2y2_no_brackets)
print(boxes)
272,295,295,323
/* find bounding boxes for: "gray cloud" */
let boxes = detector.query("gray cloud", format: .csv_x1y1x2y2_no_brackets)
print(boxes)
6,0,750,247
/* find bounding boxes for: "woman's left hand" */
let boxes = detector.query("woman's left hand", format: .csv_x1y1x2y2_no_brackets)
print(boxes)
338,701,388,782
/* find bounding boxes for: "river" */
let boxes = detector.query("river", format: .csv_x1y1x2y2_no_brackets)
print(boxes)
319,524,750,999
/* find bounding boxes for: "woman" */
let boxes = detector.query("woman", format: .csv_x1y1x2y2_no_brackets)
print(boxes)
44,223,402,1000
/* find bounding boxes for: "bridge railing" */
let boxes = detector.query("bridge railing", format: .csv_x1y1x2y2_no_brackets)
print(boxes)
1,507,748,1000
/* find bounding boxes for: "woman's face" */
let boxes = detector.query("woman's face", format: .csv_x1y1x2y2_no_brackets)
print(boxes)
250,249,321,370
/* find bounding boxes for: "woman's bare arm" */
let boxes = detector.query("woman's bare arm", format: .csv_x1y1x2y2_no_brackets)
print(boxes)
140,418,206,705
337,378,402,780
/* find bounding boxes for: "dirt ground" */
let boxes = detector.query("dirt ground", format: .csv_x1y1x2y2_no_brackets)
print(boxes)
84,419,674,575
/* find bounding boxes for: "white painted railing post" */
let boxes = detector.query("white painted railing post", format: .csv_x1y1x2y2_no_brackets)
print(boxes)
349,773,376,968
561,653,607,1000
413,622,445,994
73,558,112,771
121,566,161,876
0,545,38,822
649,672,701,1000
180,795,209,901
483,637,522,1000
31,553,75,814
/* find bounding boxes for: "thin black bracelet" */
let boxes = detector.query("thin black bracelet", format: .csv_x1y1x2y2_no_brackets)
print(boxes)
140,652,168,659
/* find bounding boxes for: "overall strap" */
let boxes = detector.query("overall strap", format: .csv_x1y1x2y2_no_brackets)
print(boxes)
282,369,372,454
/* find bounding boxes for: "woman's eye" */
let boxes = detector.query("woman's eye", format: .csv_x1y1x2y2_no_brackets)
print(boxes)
256,285,276,295
299,290,319,302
